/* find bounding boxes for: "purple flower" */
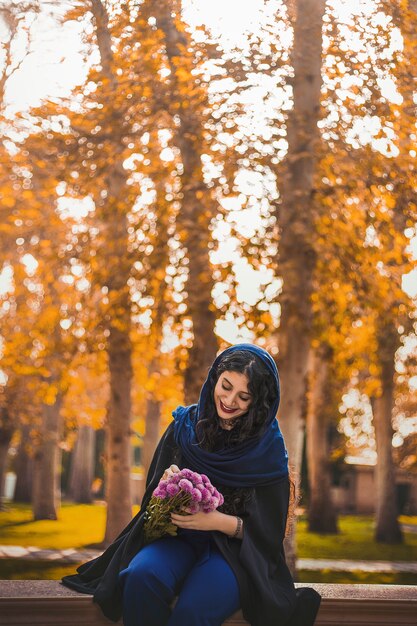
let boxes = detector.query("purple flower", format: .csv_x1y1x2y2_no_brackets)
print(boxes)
153,484,167,499
212,489,224,505
166,483,180,497
200,487,212,503
213,489,221,500
200,474,210,484
190,472,202,484
180,469,194,480
178,478,194,494
191,488,202,502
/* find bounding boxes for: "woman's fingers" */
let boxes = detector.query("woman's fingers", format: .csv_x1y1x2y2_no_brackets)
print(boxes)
162,464,180,480
171,513,189,524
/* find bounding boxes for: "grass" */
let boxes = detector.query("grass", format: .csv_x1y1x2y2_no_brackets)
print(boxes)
297,570,417,585
296,515,417,562
0,559,76,581
0,503,416,582
0,502,108,550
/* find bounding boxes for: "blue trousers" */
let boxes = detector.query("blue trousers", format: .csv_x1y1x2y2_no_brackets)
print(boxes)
119,531,240,626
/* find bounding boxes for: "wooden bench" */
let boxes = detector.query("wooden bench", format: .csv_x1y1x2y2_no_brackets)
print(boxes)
0,580,416,625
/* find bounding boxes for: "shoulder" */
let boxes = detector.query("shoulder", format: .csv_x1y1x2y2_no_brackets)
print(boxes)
144,421,179,492
163,420,175,437
157,420,175,442
160,421,183,462
156,421,176,454
146,421,177,471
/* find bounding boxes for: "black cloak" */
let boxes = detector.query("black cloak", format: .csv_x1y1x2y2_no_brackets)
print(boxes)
62,422,321,626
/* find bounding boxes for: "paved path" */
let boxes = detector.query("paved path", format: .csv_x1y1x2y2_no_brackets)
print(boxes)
298,558,417,574
0,545,102,564
401,523,417,534
0,545,416,573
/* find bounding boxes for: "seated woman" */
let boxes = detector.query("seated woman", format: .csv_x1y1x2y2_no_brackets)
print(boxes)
62,343,321,626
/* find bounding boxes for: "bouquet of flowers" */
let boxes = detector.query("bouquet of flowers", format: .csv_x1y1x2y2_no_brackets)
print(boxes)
143,468,224,544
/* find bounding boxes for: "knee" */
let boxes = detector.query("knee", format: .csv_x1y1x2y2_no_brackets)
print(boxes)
122,561,174,602
123,561,157,588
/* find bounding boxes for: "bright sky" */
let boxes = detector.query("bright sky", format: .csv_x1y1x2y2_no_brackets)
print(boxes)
3,0,269,112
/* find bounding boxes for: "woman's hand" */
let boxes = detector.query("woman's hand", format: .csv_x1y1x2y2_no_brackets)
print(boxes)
171,509,223,532
161,464,180,481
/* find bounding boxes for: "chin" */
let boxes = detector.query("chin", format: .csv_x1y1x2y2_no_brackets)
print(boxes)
222,412,241,420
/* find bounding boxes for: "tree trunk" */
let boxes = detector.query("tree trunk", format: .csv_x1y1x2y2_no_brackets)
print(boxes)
32,397,62,520
68,425,95,503
0,409,14,509
142,393,161,481
142,179,171,480
371,321,403,544
13,423,33,503
102,293,133,545
90,0,133,545
103,327,133,543
276,0,326,574
307,344,338,533
155,1,218,404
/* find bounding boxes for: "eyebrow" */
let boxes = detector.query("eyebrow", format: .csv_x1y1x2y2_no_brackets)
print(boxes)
222,376,252,397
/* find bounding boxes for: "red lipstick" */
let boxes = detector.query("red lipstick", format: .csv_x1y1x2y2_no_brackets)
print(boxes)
220,400,238,414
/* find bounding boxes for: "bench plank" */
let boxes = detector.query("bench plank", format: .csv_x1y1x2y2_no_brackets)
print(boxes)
0,581,416,626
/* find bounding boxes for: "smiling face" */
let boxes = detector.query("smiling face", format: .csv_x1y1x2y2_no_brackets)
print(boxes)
213,370,252,426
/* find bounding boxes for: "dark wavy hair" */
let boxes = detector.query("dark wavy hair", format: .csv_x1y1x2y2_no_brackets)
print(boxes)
195,349,278,451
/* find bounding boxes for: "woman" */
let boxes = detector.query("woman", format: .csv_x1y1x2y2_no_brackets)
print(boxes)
62,343,321,626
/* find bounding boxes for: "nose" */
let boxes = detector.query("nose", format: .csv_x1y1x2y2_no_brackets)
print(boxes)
224,392,238,406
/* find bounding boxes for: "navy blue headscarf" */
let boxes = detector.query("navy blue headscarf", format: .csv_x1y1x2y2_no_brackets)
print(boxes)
172,343,288,487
